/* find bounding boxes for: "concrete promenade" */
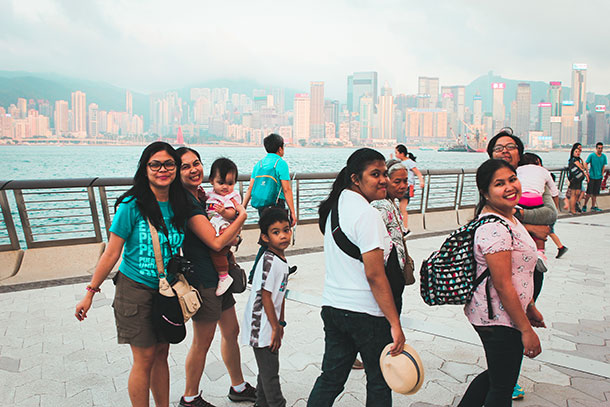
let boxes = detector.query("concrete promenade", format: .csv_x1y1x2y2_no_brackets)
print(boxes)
1,212,610,406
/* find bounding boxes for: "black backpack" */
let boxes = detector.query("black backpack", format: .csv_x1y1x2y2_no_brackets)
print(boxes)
419,214,513,319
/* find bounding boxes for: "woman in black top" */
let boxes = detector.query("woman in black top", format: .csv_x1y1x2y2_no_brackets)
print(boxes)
567,143,589,215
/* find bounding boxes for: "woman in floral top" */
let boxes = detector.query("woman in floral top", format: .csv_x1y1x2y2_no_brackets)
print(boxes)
458,159,546,407
371,159,411,313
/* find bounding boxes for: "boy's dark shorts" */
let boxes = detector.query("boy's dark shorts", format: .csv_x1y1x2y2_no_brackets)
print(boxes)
586,178,602,195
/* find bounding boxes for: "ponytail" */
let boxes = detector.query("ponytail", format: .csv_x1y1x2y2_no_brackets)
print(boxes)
318,167,350,233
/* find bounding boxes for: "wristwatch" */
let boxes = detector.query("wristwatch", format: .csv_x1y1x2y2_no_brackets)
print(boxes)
279,320,287,327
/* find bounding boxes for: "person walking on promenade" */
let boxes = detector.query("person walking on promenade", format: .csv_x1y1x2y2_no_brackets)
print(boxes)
371,159,413,313
458,159,546,407
241,208,292,407
583,142,607,212
75,142,189,407
394,144,424,232
308,148,405,407
567,143,589,215
243,133,297,281
177,147,256,407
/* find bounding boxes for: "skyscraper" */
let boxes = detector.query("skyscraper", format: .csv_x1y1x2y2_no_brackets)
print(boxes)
324,100,340,138
347,72,378,113
17,98,27,119
571,64,587,117
473,95,483,126
88,103,99,138
293,93,310,143
54,100,69,135
561,101,576,145
359,96,374,140
491,83,505,134
537,103,551,135
126,91,133,116
514,83,531,137
594,105,608,143
418,77,439,108
548,81,562,116
71,91,87,136
309,81,325,139
378,82,394,139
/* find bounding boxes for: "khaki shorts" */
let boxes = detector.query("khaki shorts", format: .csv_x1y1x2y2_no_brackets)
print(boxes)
191,285,236,322
112,272,166,348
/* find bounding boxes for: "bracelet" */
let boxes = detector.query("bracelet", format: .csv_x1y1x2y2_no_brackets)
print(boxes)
279,320,287,327
86,285,101,294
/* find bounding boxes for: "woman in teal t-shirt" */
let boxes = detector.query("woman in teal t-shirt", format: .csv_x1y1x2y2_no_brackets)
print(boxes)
75,141,189,407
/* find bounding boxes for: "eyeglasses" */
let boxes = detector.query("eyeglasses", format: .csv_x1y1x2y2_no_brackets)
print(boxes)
492,143,518,153
147,160,176,172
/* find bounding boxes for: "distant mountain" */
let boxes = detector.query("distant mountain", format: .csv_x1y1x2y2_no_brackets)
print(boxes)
465,72,571,114
0,71,149,124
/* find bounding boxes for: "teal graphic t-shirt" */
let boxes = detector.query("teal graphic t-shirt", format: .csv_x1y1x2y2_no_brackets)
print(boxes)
586,153,607,179
109,197,184,289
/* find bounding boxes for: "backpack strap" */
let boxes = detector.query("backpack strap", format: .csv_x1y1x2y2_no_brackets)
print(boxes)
330,198,362,261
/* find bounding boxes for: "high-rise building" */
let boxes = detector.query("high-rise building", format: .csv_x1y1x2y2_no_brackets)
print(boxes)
571,64,587,117
71,91,87,135
594,105,608,143
473,95,483,126
347,72,378,113
88,103,99,138
309,81,325,139
418,77,440,108
404,109,448,141
537,103,551,135
126,91,133,116
378,82,394,140
324,100,340,138
271,88,285,114
54,100,69,135
359,96,374,140
17,98,27,119
561,101,576,145
548,81,562,116
293,93,310,143
491,82,505,134
514,83,531,137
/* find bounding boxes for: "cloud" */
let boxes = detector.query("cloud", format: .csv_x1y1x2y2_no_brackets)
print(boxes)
1,0,609,98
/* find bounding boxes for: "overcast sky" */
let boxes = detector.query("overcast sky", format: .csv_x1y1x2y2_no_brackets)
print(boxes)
1,0,609,99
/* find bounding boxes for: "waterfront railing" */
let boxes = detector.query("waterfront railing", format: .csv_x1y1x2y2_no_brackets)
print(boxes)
0,167,577,251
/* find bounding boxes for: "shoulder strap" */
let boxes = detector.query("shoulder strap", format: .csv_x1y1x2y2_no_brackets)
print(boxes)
330,198,362,261
147,218,166,278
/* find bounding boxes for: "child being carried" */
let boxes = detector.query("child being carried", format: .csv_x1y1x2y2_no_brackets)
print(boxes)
516,153,559,209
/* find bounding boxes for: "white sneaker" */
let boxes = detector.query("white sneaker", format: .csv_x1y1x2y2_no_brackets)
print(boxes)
216,275,234,296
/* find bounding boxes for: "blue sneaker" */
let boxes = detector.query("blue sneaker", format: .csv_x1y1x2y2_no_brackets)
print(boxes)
582,205,587,212
512,383,525,400
592,206,602,212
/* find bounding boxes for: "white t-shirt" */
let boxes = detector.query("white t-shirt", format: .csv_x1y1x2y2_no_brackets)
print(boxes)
516,165,559,197
402,159,418,189
321,189,391,317
241,250,289,348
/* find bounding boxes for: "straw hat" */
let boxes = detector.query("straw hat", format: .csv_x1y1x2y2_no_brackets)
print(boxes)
379,343,424,395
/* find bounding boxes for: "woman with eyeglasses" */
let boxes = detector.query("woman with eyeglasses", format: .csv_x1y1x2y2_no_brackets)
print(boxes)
75,142,189,407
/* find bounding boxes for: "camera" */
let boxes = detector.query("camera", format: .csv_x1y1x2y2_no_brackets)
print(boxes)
167,255,195,276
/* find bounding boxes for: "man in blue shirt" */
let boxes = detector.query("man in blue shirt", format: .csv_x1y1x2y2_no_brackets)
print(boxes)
243,134,298,280
583,142,607,212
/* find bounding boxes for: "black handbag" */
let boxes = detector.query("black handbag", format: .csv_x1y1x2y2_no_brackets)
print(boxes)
228,252,247,293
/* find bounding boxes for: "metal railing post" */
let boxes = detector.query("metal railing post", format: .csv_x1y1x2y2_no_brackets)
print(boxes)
87,186,103,243
296,178,300,221
421,171,430,230
13,189,34,248
98,186,112,238
453,172,461,224
0,190,20,250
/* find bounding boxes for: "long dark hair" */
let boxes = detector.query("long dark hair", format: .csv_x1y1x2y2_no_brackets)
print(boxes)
486,127,525,160
318,148,385,233
116,141,189,233
474,159,516,216
570,143,582,160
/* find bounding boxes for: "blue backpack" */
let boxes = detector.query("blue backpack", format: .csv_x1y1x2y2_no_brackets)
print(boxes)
250,158,282,209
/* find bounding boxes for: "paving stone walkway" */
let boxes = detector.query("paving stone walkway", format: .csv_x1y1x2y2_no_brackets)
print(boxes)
1,213,609,406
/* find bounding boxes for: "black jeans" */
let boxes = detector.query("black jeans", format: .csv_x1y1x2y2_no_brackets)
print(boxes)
307,306,393,407
458,325,524,407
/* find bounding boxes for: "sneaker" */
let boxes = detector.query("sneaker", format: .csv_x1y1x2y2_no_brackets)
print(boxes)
582,205,587,213
592,206,602,212
288,265,298,276
556,246,568,259
512,383,525,400
179,393,217,407
228,382,257,402
576,203,582,213
216,274,234,296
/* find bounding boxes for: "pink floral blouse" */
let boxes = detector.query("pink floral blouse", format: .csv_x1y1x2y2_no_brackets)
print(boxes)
464,213,537,328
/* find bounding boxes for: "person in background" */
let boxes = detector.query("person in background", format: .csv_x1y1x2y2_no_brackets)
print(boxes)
394,144,425,232
243,133,298,281
75,142,189,407
567,143,589,215
308,148,405,407
241,208,292,407
458,159,545,406
549,173,568,259
177,147,256,407
583,142,607,212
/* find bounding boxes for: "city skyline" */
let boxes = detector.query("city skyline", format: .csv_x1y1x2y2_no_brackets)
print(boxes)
2,0,610,99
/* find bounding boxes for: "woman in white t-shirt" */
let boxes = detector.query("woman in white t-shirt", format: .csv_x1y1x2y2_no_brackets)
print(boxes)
307,148,405,407
394,144,425,232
